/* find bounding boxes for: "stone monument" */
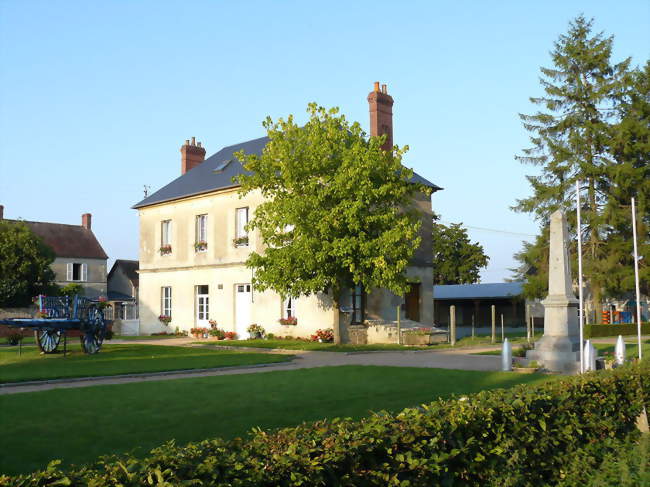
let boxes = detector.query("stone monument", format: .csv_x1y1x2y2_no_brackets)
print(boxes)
527,210,581,372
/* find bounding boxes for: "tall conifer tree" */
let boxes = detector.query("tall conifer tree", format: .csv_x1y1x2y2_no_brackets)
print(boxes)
514,15,632,321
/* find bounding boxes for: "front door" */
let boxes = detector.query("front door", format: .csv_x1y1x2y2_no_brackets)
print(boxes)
405,283,420,322
196,285,209,327
235,283,252,338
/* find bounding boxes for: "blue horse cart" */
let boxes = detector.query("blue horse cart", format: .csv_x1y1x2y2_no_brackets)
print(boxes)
0,295,107,354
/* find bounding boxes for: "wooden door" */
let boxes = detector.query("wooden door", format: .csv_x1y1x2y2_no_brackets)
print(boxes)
405,284,420,322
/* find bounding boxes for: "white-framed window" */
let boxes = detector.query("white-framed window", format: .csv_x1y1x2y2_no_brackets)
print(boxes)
161,220,172,246
235,207,249,246
195,214,207,251
196,285,209,322
66,263,87,282
283,297,296,318
161,286,172,317
351,285,364,324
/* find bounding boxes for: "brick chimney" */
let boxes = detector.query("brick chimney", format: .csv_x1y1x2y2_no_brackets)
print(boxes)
367,81,394,151
82,213,92,230
181,137,206,174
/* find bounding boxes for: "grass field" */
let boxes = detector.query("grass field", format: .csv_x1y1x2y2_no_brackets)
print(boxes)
195,333,543,352
0,344,292,383
0,365,553,475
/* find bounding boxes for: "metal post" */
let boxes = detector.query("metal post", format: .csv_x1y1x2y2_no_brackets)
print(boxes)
576,180,585,373
471,314,475,339
64,333,67,357
501,314,504,342
450,305,456,346
531,315,535,341
491,305,496,344
501,338,512,371
632,197,642,360
526,304,531,343
396,305,401,345
19,329,23,356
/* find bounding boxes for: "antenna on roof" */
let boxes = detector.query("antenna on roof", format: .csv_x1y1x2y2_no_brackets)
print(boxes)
143,185,151,198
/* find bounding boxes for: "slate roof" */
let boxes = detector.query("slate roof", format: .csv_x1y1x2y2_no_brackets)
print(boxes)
434,282,524,300
108,259,139,287
133,136,442,209
18,220,108,260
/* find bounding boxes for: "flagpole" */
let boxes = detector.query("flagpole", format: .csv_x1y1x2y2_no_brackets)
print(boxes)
576,180,585,373
631,197,642,361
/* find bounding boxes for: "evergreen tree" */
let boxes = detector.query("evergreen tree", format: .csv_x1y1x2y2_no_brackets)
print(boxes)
514,15,634,320
432,218,489,285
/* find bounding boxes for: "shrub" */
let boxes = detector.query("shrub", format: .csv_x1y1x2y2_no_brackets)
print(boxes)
224,331,237,340
4,363,647,486
208,328,225,339
586,323,650,338
103,330,114,341
247,324,265,338
5,332,23,345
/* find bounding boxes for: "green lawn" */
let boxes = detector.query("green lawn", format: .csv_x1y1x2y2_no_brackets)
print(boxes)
0,365,553,475
195,333,543,352
0,344,291,383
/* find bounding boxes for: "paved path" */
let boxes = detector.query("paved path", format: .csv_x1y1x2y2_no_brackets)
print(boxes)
3,335,645,396
0,345,501,395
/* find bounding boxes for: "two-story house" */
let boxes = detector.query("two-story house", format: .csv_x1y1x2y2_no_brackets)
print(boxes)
133,83,441,340
0,207,108,298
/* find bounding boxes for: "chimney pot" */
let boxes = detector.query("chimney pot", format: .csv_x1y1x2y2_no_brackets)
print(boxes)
197,141,202,148
373,81,380,92
191,136,196,146
381,84,387,94
185,139,190,146
82,213,92,230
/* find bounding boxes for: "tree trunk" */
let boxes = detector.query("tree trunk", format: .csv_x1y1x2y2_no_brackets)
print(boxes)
332,286,342,344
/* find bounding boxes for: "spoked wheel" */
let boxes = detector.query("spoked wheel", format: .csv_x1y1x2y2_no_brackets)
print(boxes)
80,306,105,354
35,329,61,354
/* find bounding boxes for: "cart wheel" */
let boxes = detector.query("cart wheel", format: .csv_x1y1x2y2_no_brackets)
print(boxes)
35,329,61,354
81,306,105,354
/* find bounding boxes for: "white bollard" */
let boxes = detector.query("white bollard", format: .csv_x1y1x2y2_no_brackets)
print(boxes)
501,338,512,371
584,340,594,371
615,335,626,366
590,342,597,371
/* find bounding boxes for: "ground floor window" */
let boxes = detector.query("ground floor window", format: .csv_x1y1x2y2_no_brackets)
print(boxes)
161,286,172,317
284,297,296,318
351,285,364,324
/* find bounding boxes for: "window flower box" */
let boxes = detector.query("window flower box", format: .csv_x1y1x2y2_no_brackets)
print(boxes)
160,245,172,255
194,241,208,252
233,236,249,247
158,315,172,326
278,316,298,326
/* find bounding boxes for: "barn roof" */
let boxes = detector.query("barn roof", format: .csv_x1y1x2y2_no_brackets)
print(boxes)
434,282,524,300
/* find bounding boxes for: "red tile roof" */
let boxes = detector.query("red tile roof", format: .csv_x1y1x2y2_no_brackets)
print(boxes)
21,221,108,260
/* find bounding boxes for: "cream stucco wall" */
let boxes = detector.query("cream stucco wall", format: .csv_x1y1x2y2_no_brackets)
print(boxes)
138,185,434,339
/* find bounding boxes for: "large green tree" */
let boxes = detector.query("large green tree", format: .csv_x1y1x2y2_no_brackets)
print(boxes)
0,220,56,306
513,15,648,320
432,218,489,285
236,104,428,343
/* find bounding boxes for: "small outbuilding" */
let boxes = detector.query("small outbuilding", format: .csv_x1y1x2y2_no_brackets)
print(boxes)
433,282,542,331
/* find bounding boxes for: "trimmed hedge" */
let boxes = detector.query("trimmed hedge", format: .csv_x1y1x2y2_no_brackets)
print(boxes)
585,323,650,338
2,362,648,487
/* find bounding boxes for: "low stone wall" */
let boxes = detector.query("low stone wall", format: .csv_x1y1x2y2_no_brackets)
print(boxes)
0,307,35,337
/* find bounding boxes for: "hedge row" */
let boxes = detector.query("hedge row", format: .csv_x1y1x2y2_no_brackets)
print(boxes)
2,363,648,487
585,323,650,338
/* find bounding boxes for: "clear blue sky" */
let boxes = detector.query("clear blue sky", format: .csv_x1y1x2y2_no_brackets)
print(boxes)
1,0,648,281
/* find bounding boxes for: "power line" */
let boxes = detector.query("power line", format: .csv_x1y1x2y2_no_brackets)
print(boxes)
440,221,536,238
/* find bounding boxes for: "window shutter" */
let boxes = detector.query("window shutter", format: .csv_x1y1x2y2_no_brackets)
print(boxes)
66,263,73,281
82,264,88,282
